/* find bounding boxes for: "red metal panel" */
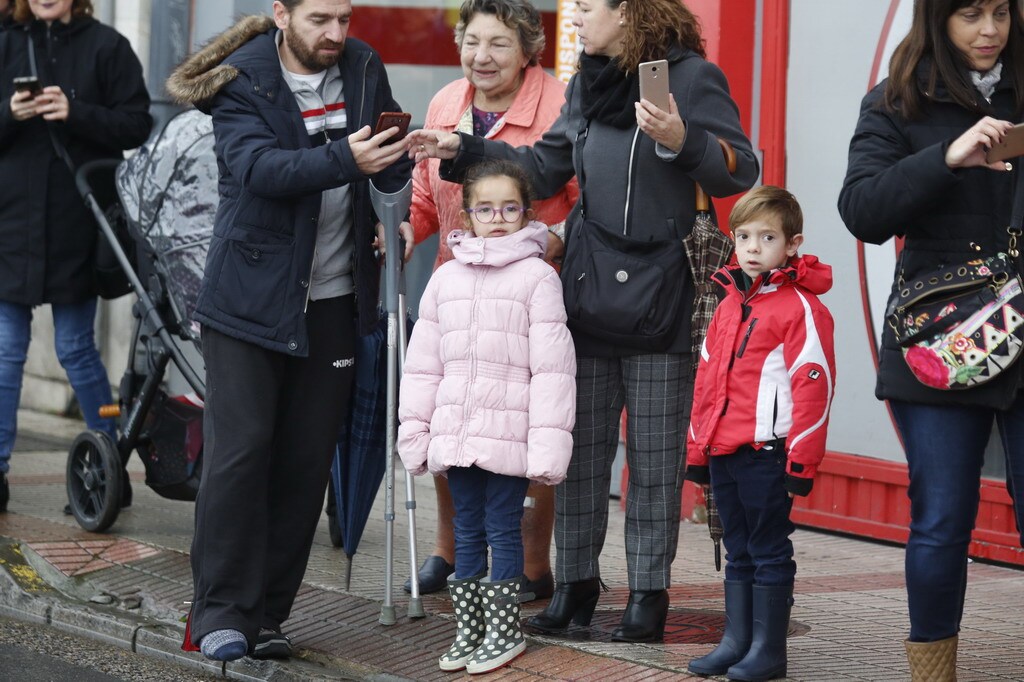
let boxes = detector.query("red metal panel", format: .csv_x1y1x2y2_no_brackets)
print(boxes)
679,451,1021,566
683,0,757,232
349,8,558,68
798,453,1018,565
759,0,789,186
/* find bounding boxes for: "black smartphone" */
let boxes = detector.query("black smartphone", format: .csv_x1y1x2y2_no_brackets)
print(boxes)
374,111,412,142
13,76,41,97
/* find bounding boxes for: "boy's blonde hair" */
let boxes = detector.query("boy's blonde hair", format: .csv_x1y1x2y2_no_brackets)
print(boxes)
729,185,803,241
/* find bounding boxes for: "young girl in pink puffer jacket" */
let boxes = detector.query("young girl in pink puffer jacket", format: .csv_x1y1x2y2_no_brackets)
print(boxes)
398,159,575,674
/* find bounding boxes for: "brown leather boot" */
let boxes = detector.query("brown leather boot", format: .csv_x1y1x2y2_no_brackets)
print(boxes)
905,635,958,682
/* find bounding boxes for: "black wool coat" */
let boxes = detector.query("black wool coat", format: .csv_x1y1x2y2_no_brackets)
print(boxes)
0,17,152,306
839,66,1023,409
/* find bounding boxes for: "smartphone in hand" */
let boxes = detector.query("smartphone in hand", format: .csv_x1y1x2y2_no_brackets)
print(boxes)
13,76,41,97
986,123,1024,164
638,60,671,112
375,111,412,142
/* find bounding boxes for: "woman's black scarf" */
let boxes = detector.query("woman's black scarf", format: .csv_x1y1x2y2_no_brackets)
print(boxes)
578,53,640,129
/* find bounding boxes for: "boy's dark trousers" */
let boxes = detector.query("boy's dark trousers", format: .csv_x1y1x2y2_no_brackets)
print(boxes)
709,441,796,586
190,296,356,645
706,441,796,679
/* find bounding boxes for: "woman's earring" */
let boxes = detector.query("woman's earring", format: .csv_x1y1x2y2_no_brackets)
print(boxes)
619,21,624,26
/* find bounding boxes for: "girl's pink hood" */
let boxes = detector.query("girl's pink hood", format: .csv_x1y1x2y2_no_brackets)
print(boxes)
446,220,548,268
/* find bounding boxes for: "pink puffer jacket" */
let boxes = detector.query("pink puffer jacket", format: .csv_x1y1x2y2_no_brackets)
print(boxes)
397,221,576,485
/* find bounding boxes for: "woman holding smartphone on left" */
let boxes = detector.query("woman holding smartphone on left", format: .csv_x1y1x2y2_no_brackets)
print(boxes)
0,0,151,513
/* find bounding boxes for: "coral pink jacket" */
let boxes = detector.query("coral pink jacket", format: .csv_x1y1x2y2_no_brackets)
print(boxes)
410,65,579,269
397,221,576,484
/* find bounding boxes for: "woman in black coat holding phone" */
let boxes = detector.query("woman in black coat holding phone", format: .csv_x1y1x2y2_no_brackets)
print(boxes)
839,1,1024,678
0,0,151,512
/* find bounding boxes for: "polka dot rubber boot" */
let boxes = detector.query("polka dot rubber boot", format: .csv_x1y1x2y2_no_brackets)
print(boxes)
439,572,486,672
466,577,526,674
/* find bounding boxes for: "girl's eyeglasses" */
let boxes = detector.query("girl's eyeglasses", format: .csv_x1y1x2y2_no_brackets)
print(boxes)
466,204,524,224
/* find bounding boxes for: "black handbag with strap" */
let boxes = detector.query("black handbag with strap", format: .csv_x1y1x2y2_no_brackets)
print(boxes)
560,125,688,351
887,169,1024,390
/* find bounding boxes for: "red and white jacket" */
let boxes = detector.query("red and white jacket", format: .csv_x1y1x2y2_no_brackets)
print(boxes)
686,254,836,495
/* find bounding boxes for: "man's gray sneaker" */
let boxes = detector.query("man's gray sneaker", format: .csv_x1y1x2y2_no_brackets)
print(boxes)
251,628,292,660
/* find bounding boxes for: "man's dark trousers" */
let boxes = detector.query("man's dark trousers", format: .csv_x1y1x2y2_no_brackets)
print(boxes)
190,295,356,645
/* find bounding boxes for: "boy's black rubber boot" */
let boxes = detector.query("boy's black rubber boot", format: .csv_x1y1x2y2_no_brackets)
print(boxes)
726,584,793,681
689,580,753,676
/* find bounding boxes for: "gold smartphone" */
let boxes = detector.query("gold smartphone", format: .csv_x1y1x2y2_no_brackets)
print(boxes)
986,123,1024,164
638,60,671,112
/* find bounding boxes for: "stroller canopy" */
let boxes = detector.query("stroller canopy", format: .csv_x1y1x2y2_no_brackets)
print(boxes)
117,109,218,341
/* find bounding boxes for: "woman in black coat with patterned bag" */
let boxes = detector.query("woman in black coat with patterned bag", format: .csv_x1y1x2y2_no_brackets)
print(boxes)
0,0,151,513
839,1,1024,678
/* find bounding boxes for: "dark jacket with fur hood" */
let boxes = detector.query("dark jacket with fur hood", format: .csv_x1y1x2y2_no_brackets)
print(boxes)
166,16,412,355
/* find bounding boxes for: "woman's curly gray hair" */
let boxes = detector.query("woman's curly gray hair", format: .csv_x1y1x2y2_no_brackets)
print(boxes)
453,0,547,66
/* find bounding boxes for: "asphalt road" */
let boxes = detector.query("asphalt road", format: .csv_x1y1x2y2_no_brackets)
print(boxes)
0,615,221,682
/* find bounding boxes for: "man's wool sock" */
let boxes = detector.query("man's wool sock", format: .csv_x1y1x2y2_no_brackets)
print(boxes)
200,629,247,661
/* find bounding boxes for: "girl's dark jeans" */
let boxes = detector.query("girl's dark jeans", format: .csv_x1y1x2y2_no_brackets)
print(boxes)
447,464,530,580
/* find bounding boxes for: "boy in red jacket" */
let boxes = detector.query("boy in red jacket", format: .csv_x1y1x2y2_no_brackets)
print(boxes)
685,186,836,681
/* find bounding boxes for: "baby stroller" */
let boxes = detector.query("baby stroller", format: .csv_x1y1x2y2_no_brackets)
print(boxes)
66,110,216,532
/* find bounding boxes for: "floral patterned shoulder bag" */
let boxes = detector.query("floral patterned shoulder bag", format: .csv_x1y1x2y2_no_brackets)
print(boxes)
887,174,1024,390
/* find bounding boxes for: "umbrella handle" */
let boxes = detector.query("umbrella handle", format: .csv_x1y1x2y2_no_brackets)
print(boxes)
694,138,738,212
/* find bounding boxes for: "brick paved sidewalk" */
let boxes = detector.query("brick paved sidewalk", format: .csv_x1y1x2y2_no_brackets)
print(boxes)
2,409,1024,681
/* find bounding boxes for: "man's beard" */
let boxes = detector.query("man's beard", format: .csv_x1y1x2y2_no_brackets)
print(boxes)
285,27,342,72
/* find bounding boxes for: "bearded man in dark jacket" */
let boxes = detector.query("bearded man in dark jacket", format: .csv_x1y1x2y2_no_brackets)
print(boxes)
167,0,413,661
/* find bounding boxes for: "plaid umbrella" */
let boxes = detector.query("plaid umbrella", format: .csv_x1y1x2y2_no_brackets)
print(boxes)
328,313,388,590
682,138,737,571
682,138,738,363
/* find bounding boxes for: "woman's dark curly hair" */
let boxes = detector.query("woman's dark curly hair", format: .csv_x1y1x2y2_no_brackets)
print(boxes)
614,0,705,72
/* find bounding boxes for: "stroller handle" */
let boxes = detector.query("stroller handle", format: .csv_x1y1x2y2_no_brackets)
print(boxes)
75,159,121,200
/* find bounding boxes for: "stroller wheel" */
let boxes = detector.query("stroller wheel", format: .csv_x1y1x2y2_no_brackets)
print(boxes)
66,430,123,532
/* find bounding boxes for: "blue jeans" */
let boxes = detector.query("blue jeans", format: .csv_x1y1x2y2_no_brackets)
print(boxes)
890,399,1024,642
446,465,530,581
0,299,117,473
709,441,796,587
